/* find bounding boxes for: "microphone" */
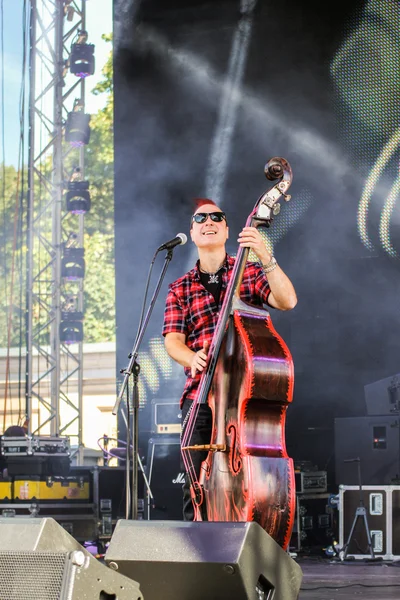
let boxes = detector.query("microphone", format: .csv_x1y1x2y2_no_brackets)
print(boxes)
157,233,187,252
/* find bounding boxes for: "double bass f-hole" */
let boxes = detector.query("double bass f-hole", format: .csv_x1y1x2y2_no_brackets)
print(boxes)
227,423,242,475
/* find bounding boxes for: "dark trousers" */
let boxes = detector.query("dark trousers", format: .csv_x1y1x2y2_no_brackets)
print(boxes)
181,399,213,521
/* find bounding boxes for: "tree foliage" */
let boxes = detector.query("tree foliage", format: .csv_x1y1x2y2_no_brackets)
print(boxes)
0,164,27,348
85,33,114,236
83,231,115,342
83,33,115,341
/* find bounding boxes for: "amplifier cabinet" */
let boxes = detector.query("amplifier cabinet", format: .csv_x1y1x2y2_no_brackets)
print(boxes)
151,400,181,434
339,485,400,559
295,471,327,494
146,435,183,520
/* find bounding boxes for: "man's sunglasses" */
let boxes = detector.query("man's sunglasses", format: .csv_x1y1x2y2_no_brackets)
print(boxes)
191,211,227,224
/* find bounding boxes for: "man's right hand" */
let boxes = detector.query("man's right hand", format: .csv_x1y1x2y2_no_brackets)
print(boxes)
190,340,210,378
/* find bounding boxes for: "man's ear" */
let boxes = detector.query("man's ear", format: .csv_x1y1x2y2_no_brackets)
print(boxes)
226,226,229,240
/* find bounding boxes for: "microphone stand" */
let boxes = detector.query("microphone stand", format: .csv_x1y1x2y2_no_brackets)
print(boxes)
112,247,175,520
340,457,375,560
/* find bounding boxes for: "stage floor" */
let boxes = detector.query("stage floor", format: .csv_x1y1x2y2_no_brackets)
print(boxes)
298,558,400,599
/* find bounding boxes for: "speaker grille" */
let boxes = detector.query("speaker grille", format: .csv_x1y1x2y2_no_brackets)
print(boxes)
0,552,66,600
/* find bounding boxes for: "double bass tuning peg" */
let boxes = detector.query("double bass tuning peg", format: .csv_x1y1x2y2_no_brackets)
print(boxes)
278,182,291,202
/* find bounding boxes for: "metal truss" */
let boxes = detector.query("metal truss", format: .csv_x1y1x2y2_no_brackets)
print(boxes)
26,0,88,452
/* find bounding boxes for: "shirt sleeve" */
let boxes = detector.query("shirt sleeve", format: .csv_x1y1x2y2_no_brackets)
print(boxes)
254,265,272,305
162,288,188,336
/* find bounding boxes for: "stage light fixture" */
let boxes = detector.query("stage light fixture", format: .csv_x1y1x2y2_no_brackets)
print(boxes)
70,30,95,78
65,100,91,147
60,308,84,344
61,247,85,280
66,180,91,214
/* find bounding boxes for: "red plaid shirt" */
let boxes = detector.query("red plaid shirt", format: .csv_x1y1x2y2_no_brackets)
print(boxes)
162,254,271,406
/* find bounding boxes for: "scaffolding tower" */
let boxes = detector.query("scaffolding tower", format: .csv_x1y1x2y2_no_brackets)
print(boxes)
26,0,91,455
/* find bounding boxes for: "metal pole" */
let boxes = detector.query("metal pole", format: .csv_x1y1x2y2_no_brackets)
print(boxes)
26,0,36,435
51,0,64,436
77,1,86,460
25,1,86,444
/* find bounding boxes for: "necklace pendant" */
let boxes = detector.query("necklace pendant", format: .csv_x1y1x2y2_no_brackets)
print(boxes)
208,273,219,284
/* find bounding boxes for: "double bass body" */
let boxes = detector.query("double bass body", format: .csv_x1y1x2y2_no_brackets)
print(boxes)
199,298,295,550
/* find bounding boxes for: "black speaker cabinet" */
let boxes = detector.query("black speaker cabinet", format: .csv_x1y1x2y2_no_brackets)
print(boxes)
334,415,399,485
96,466,145,518
105,520,303,600
0,517,143,600
146,435,183,520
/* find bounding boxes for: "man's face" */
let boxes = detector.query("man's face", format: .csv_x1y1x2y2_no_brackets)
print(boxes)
190,203,229,249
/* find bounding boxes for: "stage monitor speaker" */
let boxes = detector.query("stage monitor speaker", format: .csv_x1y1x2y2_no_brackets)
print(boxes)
105,520,303,600
0,517,143,600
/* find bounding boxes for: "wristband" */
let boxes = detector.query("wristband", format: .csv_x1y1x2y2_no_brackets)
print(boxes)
262,256,277,273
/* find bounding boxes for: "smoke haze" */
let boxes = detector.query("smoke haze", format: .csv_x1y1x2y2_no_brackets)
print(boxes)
113,0,400,477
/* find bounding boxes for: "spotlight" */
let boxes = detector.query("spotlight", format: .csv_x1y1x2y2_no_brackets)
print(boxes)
60,305,84,344
65,180,91,214
70,31,95,78
60,318,84,344
65,101,91,147
61,247,85,280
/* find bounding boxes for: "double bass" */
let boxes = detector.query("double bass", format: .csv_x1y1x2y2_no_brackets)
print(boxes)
181,157,295,549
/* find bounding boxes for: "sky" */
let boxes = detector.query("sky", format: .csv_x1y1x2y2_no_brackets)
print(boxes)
0,0,113,167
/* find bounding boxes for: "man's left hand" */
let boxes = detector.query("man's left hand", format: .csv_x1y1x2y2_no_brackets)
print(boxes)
238,227,270,264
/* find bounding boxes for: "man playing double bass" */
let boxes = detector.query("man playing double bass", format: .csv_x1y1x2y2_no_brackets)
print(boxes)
162,198,297,521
